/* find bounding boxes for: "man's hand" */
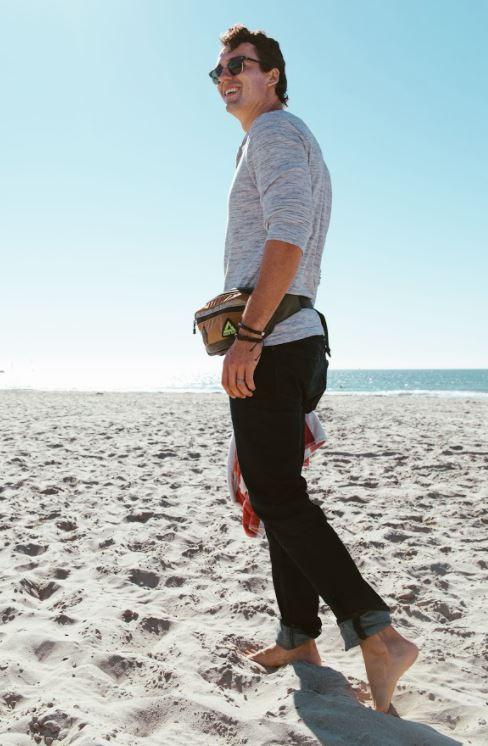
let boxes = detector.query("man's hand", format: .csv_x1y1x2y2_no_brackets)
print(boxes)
222,338,263,398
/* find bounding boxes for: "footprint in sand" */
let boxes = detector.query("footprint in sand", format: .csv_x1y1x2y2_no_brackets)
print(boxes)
181,542,204,558
28,709,77,744
128,568,160,588
14,542,48,556
53,568,70,579
99,537,115,549
54,613,76,625
431,600,463,622
125,511,155,523
398,585,420,603
62,476,78,486
40,510,62,521
165,576,185,587
342,494,367,504
3,692,23,710
139,616,171,635
95,653,139,681
56,520,77,531
19,578,60,601
429,561,452,576
1,606,16,623
199,663,250,693
34,640,58,662
384,530,410,543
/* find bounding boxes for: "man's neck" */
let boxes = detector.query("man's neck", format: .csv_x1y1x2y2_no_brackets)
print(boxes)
241,101,283,132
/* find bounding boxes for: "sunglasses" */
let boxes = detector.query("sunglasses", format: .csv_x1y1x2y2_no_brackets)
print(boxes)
209,55,261,85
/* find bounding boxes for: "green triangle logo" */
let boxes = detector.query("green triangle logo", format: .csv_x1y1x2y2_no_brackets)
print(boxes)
222,318,237,337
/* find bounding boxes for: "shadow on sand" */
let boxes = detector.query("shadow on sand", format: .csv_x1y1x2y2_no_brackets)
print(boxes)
291,662,461,745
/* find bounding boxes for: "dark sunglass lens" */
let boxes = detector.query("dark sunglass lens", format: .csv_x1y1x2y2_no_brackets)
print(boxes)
209,56,245,84
228,57,244,75
209,65,222,84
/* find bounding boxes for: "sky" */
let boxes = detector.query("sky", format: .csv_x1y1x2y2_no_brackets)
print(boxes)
1,0,487,389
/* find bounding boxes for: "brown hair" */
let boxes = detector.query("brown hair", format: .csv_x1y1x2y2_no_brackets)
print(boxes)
219,24,288,107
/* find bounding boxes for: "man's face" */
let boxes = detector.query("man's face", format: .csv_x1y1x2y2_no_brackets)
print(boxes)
214,42,276,114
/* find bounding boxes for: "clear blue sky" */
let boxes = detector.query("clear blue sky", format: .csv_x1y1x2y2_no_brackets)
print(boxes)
1,0,486,383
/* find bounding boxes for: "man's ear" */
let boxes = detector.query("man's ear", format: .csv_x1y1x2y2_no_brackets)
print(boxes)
268,69,280,87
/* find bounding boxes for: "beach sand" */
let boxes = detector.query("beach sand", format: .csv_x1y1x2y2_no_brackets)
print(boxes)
0,390,486,745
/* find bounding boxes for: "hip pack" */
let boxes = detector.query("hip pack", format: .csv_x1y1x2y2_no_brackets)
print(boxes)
193,287,330,356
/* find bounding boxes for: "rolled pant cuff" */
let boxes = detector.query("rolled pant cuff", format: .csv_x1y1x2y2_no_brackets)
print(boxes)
275,620,321,651
338,609,392,651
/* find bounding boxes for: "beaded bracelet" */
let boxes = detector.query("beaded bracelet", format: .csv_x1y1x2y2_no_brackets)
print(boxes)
237,321,266,338
236,333,264,343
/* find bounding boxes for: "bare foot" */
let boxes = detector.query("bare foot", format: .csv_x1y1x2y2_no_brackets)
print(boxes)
360,625,419,713
244,639,321,668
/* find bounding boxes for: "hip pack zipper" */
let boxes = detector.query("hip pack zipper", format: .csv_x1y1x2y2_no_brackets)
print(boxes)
193,304,245,334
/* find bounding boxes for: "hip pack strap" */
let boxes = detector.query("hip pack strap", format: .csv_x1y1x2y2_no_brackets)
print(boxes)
238,288,316,337
315,309,331,356
238,287,312,336
237,288,330,355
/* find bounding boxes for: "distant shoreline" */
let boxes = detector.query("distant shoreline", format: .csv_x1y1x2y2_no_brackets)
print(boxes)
1,387,487,397
1,368,487,396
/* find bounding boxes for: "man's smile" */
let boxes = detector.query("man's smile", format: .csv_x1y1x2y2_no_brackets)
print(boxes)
222,85,241,101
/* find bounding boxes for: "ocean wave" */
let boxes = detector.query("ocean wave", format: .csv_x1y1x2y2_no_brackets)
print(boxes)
154,387,488,398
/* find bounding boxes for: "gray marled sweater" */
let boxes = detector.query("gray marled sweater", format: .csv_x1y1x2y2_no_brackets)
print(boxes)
223,109,332,346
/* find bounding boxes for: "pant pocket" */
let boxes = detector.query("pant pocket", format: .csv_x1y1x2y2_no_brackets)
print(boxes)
305,344,329,413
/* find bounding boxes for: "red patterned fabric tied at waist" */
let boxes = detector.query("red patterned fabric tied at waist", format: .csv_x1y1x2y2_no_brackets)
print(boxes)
226,411,327,538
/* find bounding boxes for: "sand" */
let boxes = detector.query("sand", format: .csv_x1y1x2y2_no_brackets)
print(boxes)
0,390,486,745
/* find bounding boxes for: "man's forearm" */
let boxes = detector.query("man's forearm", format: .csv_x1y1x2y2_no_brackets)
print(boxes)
240,239,303,332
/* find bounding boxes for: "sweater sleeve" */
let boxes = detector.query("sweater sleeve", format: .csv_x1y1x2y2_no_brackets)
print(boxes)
246,118,313,253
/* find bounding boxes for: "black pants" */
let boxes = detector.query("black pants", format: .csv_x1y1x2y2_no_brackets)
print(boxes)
229,335,390,641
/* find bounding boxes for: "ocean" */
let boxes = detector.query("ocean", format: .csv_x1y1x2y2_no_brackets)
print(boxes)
157,368,488,395
0,365,487,396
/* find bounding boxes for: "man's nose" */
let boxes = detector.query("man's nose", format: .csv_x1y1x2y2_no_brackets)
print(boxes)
217,65,234,83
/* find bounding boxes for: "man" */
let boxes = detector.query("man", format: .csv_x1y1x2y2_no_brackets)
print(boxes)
211,24,419,715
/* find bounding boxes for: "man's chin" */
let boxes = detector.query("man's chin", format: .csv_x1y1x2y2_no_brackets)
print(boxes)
226,101,241,114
